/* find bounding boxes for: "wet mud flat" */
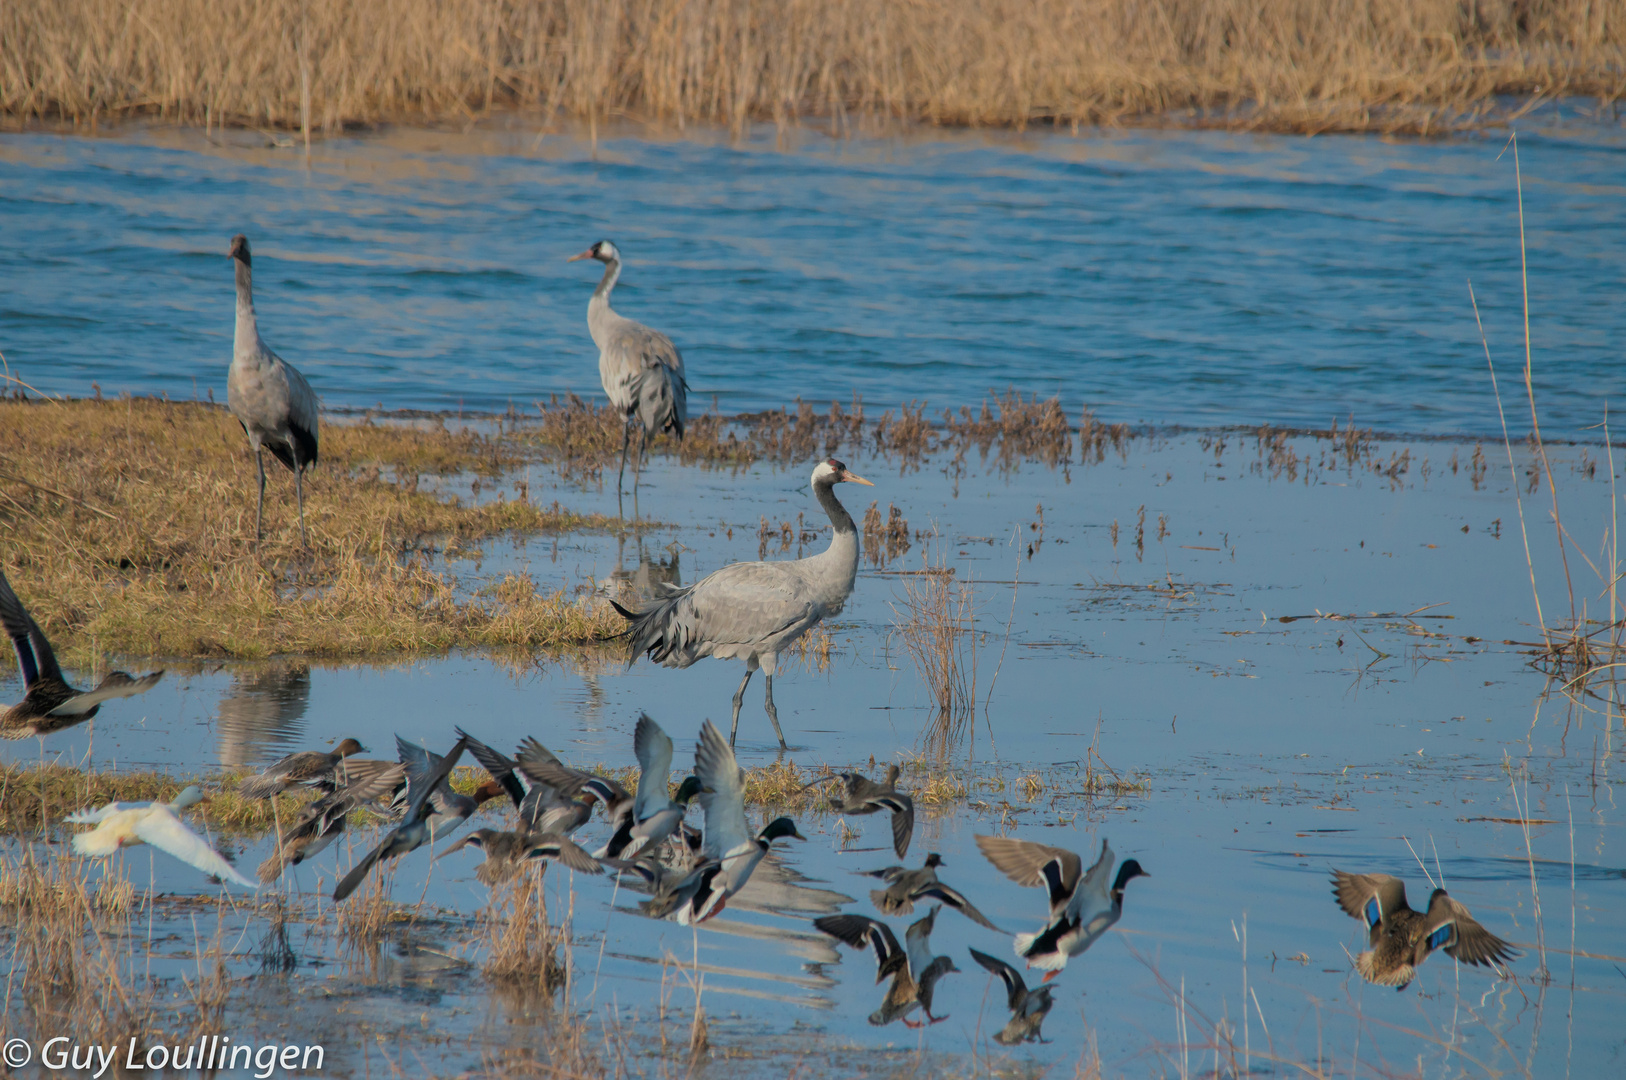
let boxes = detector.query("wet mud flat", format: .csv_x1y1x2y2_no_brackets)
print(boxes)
2,422,1623,1078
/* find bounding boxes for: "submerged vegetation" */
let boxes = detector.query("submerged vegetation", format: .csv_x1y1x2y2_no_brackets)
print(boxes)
4,0,1622,136
0,390,1509,668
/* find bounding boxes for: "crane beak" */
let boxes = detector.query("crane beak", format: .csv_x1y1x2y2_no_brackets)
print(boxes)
840,470,875,487
567,249,595,262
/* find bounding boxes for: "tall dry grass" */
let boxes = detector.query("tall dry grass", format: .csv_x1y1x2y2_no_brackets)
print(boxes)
0,398,622,661
4,0,1623,136
1,846,187,1058
889,543,979,754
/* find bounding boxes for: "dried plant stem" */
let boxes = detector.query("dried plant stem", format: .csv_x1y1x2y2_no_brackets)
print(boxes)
1511,768,1548,981
1470,281,1548,648
1513,135,1577,627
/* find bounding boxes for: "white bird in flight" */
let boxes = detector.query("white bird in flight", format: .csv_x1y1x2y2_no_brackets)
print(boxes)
67,785,258,889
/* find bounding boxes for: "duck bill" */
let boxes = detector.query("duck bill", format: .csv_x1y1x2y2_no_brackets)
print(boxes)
434,836,476,859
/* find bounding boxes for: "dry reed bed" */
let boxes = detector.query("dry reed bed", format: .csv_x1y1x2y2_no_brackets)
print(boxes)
4,0,1624,135
0,844,235,1061
0,398,621,663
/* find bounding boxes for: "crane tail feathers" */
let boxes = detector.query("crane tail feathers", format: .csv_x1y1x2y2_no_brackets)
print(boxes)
610,589,697,667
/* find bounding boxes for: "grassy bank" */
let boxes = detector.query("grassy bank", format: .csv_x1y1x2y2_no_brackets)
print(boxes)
3,0,1622,136
0,398,620,663
0,755,1127,836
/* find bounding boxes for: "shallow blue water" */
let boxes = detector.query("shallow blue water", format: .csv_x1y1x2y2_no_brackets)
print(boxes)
6,435,1621,1076
3,119,1625,1076
2,118,1624,437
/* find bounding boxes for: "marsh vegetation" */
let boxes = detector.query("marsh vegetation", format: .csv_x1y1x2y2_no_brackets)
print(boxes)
5,0,1624,136
0,397,621,663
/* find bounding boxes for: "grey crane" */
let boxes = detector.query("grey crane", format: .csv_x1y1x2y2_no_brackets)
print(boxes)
227,234,320,545
568,240,687,504
612,458,873,749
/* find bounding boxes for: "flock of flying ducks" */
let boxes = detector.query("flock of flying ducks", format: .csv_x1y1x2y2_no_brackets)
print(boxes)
2,234,1522,1047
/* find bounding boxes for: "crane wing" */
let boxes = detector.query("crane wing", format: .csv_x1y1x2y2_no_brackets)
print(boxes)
280,357,320,466
684,563,819,648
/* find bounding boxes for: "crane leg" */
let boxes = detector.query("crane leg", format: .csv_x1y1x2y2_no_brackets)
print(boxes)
616,421,632,499
763,674,787,750
632,424,647,497
254,449,267,543
294,463,308,546
729,667,754,747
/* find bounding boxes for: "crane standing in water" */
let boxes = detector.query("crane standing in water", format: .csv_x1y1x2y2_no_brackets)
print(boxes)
227,234,320,545
568,240,687,506
613,458,872,749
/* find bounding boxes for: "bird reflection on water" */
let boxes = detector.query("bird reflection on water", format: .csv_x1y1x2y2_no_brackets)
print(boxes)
606,849,852,1003
606,534,683,602
214,660,311,768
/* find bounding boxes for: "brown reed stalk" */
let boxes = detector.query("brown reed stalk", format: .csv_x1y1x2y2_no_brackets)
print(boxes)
5,0,1623,136
482,865,568,992
888,541,977,753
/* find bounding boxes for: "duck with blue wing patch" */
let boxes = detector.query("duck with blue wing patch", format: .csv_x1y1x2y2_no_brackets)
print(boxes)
1331,870,1517,989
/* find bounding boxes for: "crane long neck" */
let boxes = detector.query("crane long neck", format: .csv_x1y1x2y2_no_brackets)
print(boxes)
592,258,621,303
233,259,259,358
814,479,857,537
586,258,621,350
